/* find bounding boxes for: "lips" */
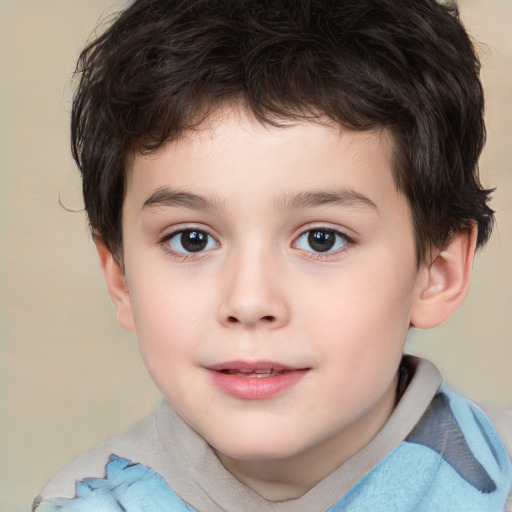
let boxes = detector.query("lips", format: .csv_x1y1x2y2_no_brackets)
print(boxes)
206,360,309,399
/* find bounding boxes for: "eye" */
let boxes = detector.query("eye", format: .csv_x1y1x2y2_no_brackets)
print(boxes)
165,229,218,254
294,228,350,254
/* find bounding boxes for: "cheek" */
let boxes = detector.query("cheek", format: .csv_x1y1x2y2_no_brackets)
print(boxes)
128,278,207,363
307,266,415,365
313,269,413,326
309,285,409,416
131,294,200,402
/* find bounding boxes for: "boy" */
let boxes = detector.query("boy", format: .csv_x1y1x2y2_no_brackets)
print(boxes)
33,0,512,510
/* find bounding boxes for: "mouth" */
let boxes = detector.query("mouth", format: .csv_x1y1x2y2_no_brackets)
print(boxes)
206,361,309,399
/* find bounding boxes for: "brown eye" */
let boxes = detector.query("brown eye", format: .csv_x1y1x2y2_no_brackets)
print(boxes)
167,229,218,254
180,230,207,252
308,230,336,252
295,228,349,254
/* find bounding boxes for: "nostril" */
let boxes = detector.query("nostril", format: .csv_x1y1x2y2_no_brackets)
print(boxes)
226,315,275,324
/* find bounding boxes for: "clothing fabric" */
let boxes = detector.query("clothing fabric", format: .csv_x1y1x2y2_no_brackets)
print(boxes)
33,357,512,512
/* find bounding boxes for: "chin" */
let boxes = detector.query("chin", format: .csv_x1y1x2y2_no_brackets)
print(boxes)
209,430,309,462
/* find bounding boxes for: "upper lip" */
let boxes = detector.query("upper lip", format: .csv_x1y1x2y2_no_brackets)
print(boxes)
206,360,306,372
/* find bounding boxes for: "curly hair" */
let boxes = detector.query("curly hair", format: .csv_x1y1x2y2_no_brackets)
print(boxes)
71,0,494,263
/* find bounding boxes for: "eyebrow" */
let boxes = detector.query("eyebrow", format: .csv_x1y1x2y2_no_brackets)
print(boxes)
276,189,379,212
141,186,378,213
142,187,224,211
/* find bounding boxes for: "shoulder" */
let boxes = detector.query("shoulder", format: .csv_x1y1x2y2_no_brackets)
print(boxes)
33,454,196,512
402,358,512,510
476,402,512,512
430,384,512,470
476,401,512,460
442,387,512,512
403,357,511,459
33,406,163,510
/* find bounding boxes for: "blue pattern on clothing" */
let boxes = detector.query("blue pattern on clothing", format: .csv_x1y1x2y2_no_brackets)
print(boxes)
327,385,511,511
37,455,196,512
38,385,511,512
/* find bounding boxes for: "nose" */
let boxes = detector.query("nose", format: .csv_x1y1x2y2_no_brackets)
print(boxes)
217,250,290,329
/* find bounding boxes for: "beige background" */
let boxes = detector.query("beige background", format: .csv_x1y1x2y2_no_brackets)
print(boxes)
0,0,511,510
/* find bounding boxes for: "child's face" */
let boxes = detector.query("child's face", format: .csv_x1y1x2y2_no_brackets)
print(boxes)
119,108,426,483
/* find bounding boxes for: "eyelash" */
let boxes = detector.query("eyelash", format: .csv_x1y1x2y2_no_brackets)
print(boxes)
293,227,354,259
158,226,354,260
159,227,219,261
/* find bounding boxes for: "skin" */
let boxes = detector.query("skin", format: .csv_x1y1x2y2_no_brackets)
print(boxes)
99,108,476,500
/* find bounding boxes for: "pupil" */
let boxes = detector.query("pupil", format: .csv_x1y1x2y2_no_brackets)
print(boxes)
181,230,207,252
308,230,335,252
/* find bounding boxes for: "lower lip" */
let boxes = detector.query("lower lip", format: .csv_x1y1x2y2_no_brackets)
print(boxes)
208,369,308,400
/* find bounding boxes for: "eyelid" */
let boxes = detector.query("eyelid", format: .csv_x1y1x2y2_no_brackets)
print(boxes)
158,223,218,241
293,222,356,241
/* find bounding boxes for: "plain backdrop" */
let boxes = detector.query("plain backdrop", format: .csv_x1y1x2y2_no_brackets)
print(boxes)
0,1,511,510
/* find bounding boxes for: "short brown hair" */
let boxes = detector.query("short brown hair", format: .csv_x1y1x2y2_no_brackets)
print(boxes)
72,0,494,263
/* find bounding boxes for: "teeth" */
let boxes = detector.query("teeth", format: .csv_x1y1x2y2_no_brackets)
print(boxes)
222,368,285,377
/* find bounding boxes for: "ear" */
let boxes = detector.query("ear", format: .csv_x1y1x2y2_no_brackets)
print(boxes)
410,226,477,330
94,236,136,332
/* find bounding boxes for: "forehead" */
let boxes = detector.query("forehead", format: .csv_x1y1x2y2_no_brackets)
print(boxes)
124,108,404,221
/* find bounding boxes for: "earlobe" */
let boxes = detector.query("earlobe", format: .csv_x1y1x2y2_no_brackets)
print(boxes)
94,237,136,332
410,226,477,330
